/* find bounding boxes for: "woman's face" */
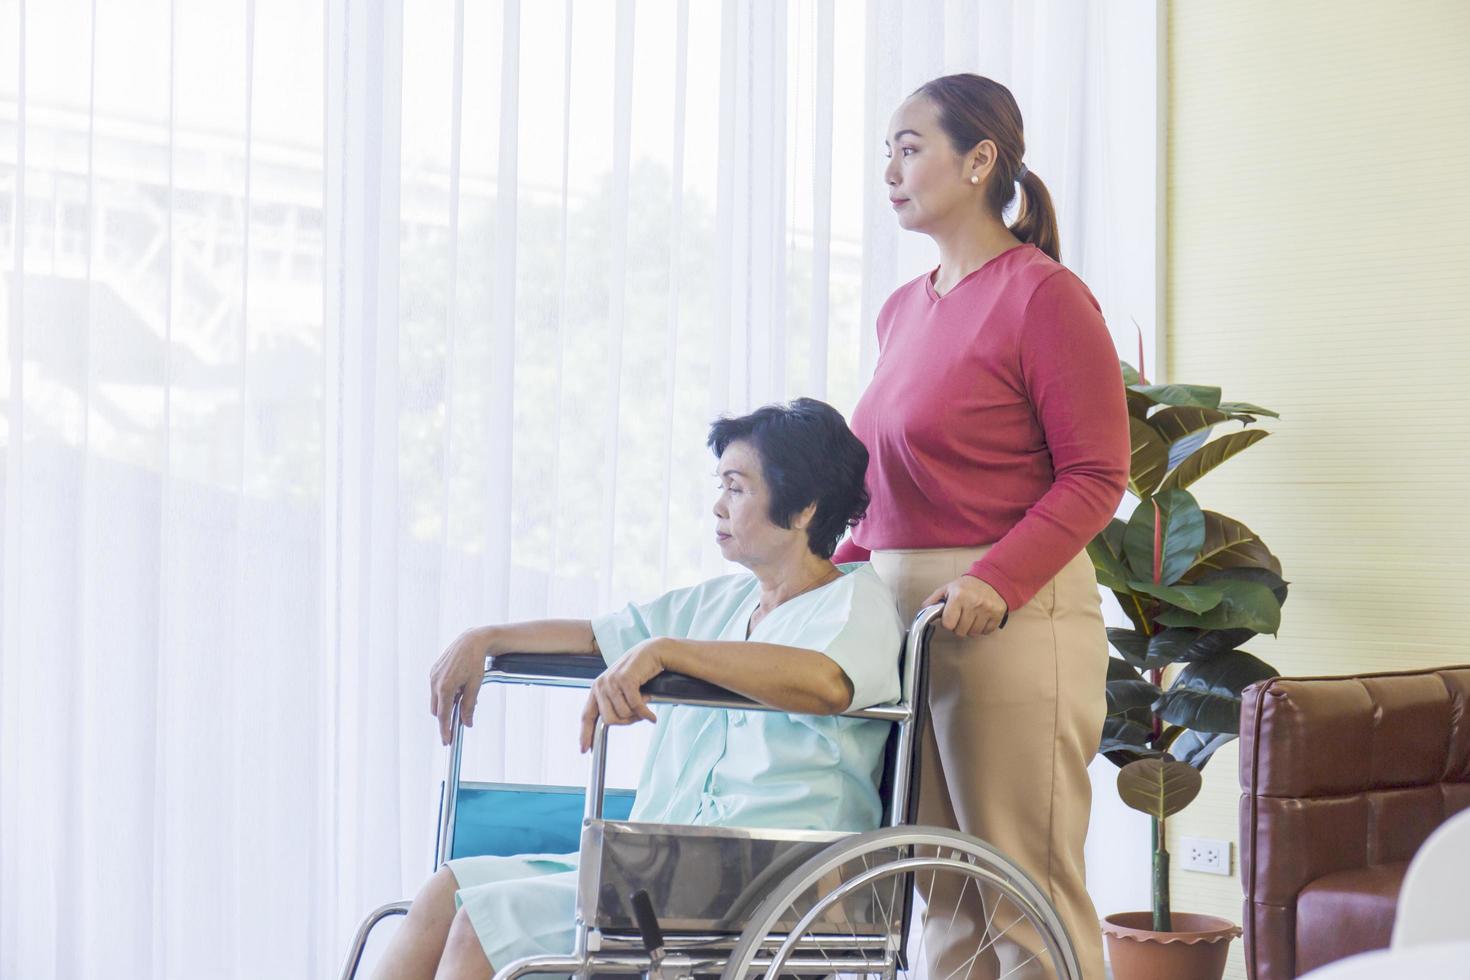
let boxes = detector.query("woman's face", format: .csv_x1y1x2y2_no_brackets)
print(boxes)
883,95,994,234
712,440,811,568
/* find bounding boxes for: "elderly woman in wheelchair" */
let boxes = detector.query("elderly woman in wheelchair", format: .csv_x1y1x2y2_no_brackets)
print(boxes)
371,398,905,980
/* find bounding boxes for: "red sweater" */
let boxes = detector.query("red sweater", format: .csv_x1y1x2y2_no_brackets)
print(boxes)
832,244,1128,611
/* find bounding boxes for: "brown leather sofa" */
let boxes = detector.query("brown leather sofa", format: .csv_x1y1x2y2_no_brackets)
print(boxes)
1238,665,1470,978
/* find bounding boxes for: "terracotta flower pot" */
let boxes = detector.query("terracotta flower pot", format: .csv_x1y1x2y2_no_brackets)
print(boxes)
1101,911,1242,980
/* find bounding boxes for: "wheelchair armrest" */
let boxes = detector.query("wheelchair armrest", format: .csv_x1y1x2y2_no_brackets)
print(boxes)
484,653,755,706
641,672,754,706
488,652,605,681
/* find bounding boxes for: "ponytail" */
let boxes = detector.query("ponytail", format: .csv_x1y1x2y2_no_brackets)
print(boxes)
1009,170,1061,263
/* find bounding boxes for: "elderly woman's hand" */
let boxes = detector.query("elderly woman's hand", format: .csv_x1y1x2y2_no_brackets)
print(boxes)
430,626,498,746
921,574,1009,638
579,638,665,752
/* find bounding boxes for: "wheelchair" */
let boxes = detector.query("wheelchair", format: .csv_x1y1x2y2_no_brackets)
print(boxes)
340,604,1082,980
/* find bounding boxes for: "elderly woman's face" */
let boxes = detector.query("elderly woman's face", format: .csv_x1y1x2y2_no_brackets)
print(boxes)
712,440,805,566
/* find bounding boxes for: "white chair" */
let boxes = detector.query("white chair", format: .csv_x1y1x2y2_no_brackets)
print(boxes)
1300,941,1470,979
1391,806,1470,948
1387,805,1470,952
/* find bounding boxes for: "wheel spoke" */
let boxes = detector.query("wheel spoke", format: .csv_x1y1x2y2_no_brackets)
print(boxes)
800,882,838,977
941,861,973,939
936,937,987,980
722,831,1074,980
919,863,974,978
908,865,937,978
829,862,875,971
995,950,1042,980
860,851,905,970
972,913,1030,962
925,899,1032,980
885,857,905,973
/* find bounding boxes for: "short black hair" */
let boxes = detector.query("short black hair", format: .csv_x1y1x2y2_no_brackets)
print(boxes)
707,398,870,559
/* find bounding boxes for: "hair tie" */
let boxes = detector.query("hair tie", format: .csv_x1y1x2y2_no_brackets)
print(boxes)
1015,163,1029,183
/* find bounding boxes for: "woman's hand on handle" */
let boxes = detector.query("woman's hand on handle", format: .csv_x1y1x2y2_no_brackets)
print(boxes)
580,638,664,753
429,626,497,746
921,574,1009,637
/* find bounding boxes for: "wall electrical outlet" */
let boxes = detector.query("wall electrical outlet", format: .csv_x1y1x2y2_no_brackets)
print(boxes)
1178,836,1232,875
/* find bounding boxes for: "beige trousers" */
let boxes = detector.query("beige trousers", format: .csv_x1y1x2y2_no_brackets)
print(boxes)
871,546,1108,980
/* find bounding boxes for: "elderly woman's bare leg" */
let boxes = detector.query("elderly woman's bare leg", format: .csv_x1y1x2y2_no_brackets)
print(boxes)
369,865,461,980
432,906,494,980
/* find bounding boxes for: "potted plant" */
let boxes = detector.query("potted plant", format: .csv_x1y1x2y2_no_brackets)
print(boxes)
1088,363,1285,980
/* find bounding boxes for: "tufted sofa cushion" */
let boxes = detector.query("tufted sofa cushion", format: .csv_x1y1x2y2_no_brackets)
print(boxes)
1238,666,1470,979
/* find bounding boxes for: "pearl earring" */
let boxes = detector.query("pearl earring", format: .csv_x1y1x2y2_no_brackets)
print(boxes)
970,175,980,184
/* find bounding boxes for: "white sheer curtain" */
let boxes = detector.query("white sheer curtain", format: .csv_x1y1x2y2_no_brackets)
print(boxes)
0,1,1157,976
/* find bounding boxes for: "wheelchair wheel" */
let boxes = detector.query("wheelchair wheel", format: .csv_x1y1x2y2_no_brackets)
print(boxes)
718,826,1080,980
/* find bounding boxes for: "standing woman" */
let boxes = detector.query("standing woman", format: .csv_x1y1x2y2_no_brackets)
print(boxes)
831,74,1129,980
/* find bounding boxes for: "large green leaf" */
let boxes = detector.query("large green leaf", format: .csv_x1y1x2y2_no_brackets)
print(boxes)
1106,656,1164,737
1102,656,1165,764
1158,429,1272,493
1120,361,1142,386
1183,511,1283,579
1100,734,1167,768
1109,626,1230,671
1101,722,1152,753
1107,629,1174,672
1122,490,1205,586
1168,729,1238,770
1088,520,1133,593
1167,431,1210,472
1148,406,1232,444
1127,383,1222,410
1108,678,1165,728
1116,758,1203,821
1217,401,1280,419
1153,579,1282,633
1151,650,1279,734
1128,417,1170,497
1193,565,1290,606
1107,656,1146,683
1126,580,1226,615
1126,389,1154,421
1148,626,1255,663
1107,628,1150,663
1149,406,1231,472
1112,590,1152,632
1102,715,1153,744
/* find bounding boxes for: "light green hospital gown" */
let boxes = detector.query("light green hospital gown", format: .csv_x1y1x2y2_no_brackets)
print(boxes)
446,562,903,969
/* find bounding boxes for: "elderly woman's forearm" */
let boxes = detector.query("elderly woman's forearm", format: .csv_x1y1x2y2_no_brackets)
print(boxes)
656,639,854,714
477,620,599,657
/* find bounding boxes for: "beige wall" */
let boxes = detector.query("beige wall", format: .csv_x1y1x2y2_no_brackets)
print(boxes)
1165,1,1470,977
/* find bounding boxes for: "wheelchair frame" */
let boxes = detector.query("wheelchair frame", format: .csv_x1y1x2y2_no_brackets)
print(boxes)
339,603,1081,980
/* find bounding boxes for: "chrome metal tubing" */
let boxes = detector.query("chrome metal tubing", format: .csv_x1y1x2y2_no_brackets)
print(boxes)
887,603,942,826
435,696,468,867
491,950,894,980
576,719,610,980
480,669,595,692
583,718,610,823
337,901,410,980
490,953,586,980
592,930,892,952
